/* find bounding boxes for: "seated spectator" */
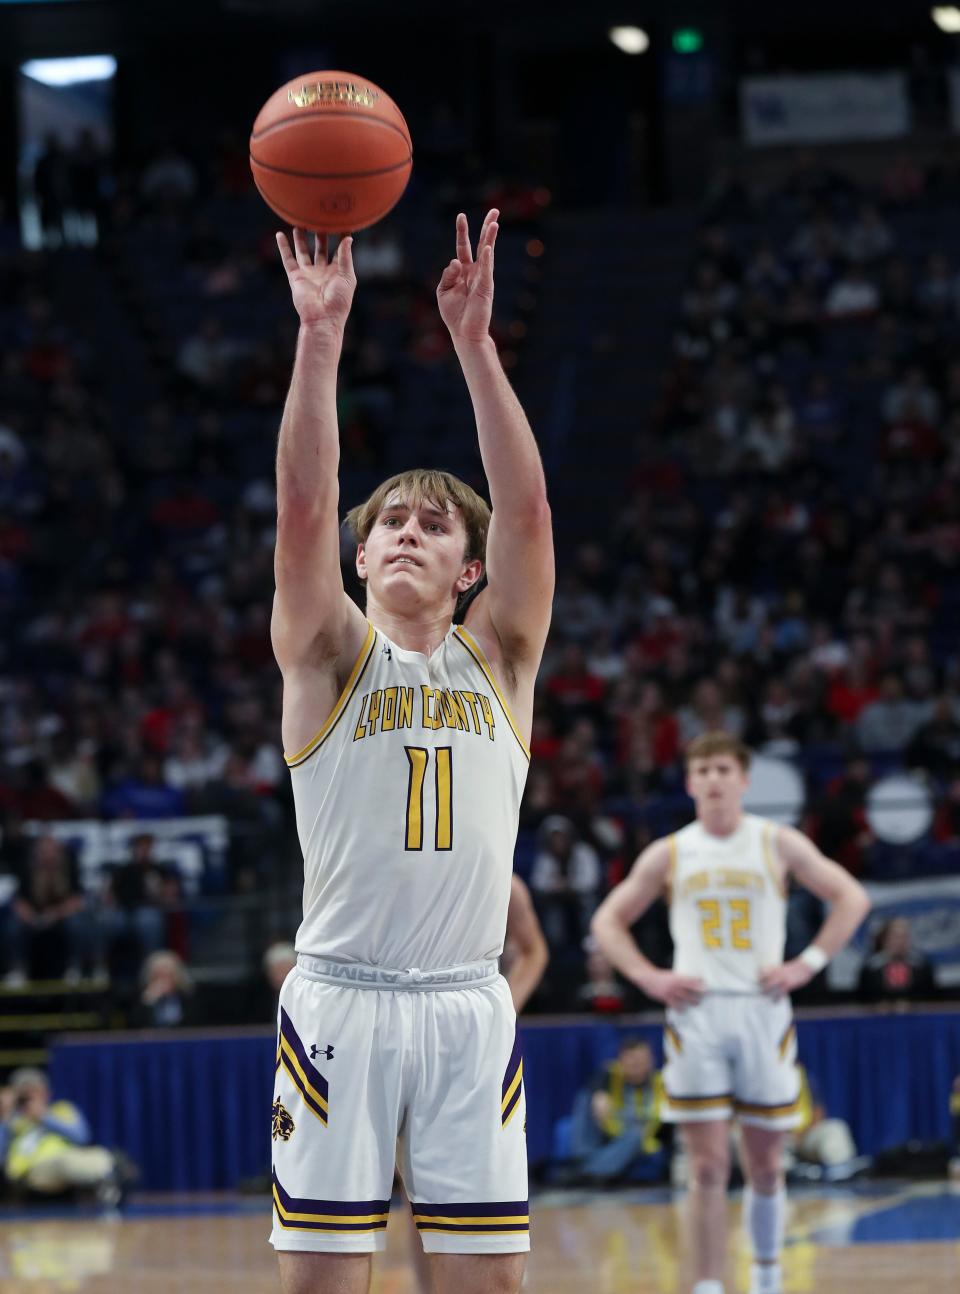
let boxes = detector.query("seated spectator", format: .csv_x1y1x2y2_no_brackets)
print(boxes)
569,1038,667,1184
176,316,243,392
577,941,627,1014
101,754,187,820
244,940,298,1025
915,251,953,315
855,673,926,753
789,1063,858,1178
810,757,873,877
882,366,940,428
844,203,894,264
0,1067,134,1205
907,696,960,778
5,835,90,984
797,372,843,443
544,641,606,719
858,918,936,1005
743,240,790,296
350,227,404,281
131,950,197,1027
97,833,169,984
824,264,880,319
139,144,197,207
530,815,601,951
677,679,745,745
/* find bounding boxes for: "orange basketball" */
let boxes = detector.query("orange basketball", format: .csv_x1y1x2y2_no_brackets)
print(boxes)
249,70,412,233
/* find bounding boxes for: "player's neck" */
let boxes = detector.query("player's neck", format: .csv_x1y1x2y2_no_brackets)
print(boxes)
697,808,743,838
365,595,454,657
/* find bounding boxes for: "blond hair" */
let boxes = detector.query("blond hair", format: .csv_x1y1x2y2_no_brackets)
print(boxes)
345,469,490,565
685,730,751,771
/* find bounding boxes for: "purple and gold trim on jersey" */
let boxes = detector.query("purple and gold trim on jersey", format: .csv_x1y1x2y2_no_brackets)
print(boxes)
734,1094,802,1120
452,627,531,761
501,1027,523,1128
276,1007,329,1125
777,1022,796,1060
284,623,378,768
664,1091,733,1111
272,1173,389,1232
411,1200,530,1236
664,1022,683,1054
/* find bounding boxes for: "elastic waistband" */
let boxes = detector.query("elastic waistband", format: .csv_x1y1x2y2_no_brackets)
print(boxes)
296,954,500,991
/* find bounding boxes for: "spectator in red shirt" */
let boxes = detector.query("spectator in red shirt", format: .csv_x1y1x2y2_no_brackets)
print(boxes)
545,642,606,718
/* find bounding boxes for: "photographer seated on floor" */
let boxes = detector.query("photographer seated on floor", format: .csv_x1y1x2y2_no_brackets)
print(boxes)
0,1068,135,1206
785,1062,866,1182
567,1037,669,1185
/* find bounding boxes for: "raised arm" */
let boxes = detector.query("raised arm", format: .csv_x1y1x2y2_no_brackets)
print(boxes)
758,825,871,997
436,211,554,696
590,839,704,1008
503,874,549,1012
271,229,368,754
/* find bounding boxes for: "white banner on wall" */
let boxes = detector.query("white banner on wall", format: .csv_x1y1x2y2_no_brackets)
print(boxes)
829,875,960,989
741,72,910,147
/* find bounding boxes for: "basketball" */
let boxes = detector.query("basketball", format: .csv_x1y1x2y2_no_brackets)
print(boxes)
249,70,412,233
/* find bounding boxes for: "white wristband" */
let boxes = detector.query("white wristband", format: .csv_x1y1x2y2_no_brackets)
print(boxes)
799,944,829,975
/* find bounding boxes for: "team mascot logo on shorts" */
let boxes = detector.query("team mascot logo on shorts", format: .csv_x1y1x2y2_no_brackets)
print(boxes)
272,1097,296,1142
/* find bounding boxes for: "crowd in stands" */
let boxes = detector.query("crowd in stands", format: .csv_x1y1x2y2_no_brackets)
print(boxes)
0,128,956,1013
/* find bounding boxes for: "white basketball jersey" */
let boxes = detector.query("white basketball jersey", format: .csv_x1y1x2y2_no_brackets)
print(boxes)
668,814,786,992
285,621,530,970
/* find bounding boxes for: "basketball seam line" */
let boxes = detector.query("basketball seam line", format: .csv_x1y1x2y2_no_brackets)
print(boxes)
251,175,406,228
250,111,411,147
250,157,412,180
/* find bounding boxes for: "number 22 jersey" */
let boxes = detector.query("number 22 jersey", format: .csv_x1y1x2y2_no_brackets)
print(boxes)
285,621,531,971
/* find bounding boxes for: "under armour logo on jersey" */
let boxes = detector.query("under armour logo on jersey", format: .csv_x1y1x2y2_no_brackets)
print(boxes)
310,1043,335,1060
382,643,392,661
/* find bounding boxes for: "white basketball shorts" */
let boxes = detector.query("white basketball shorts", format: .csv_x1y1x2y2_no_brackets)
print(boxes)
661,992,801,1130
269,956,529,1254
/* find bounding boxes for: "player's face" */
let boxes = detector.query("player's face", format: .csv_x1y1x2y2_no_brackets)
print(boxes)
686,754,749,817
357,495,481,611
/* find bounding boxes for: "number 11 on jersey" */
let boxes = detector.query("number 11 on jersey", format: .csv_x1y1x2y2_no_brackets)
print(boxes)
404,747,453,851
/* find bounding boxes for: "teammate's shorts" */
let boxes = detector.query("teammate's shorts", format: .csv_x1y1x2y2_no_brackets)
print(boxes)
661,992,801,1130
269,955,529,1255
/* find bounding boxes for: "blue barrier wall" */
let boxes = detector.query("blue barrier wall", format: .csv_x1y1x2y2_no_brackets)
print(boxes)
50,1010,960,1191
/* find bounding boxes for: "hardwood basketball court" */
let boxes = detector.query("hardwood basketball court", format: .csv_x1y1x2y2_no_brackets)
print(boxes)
0,1182,957,1291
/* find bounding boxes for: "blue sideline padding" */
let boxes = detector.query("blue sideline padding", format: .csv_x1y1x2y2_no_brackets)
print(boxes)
49,1010,960,1191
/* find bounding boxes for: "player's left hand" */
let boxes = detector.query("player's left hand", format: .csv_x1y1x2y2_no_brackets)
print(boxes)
759,958,814,998
436,209,498,343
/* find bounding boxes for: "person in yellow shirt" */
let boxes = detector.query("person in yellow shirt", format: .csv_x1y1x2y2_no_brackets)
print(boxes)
570,1038,668,1184
0,1068,131,1205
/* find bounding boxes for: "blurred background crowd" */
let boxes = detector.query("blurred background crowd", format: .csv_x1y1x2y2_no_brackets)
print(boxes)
1,5,960,1040
1,133,957,1021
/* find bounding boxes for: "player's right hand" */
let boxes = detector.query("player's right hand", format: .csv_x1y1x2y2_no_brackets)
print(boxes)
276,227,356,335
641,969,705,1009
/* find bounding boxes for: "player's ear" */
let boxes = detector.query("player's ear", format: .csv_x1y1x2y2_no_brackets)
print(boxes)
455,558,483,593
356,543,367,581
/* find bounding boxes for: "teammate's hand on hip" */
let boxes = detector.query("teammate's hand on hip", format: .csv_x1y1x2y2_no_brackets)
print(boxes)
642,968,705,1009
759,958,813,998
436,209,499,343
276,227,356,336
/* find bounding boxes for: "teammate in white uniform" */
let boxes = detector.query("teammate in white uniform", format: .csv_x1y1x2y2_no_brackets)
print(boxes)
270,210,553,1294
592,732,869,1294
